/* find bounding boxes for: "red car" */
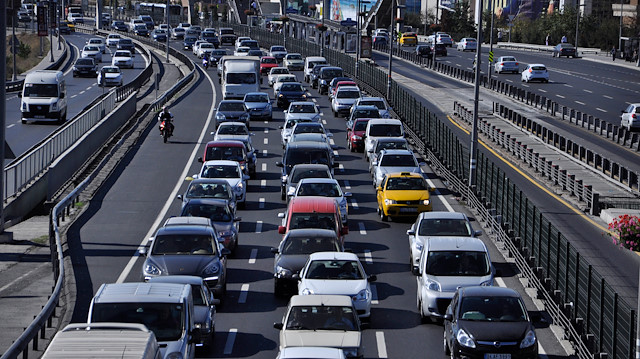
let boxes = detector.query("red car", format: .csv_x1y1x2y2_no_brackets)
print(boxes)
278,197,349,243
198,140,249,175
260,56,279,75
346,118,371,152
330,80,357,98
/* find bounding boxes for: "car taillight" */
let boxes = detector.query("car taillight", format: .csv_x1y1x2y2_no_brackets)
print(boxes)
515,62,519,65
529,68,532,72
500,62,504,66
632,114,637,119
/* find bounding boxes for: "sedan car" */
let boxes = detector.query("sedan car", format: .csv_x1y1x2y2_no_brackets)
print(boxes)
183,36,198,50
151,29,168,42
117,38,135,53
81,45,103,62
273,74,298,93
215,100,250,127
172,27,186,39
297,252,376,319
111,50,134,69
283,53,304,71
97,66,123,87
399,32,417,46
372,149,424,188
133,24,149,37
244,92,273,120
331,86,361,117
456,37,477,52
194,160,249,208
366,137,409,171
234,46,251,56
621,103,640,131
276,83,309,109
353,96,391,118
346,105,380,124
269,45,288,61
197,42,215,59
181,198,240,253
552,43,577,58
260,56,279,74
268,67,291,86
291,178,351,224
327,77,355,98
271,229,344,296
280,118,315,148
281,163,333,201
73,58,98,78
494,56,520,74
521,63,549,83
209,49,228,66
285,101,321,123
177,178,237,214
376,171,432,221
111,20,128,32
106,33,122,47
87,38,106,54
444,286,538,359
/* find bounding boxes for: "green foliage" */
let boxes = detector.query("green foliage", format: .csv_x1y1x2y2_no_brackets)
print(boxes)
441,1,475,39
17,42,31,59
403,11,424,30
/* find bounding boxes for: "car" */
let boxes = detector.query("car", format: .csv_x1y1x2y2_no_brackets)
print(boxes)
346,105,380,124
151,29,168,42
106,33,122,47
272,74,298,93
283,53,304,71
621,103,640,131
147,275,219,348
310,64,330,89
181,198,240,253
128,18,145,32
87,38,106,54
346,118,371,152
276,82,309,109
367,137,409,172
212,123,256,175
456,37,477,51
215,100,250,128
97,66,123,87
277,347,346,359
552,43,577,58
281,162,333,200
374,28,389,37
190,25,202,37
177,22,192,30
67,12,84,24
208,49,228,66
183,36,198,50
133,24,149,37
284,101,321,123
140,217,229,297
111,50,134,69
280,118,314,148
193,40,207,55
399,32,417,46
268,67,291,86
101,13,111,27
172,27,186,39
59,21,74,34
277,196,348,243
327,77,355,98
407,211,482,268
271,229,344,296
372,149,424,188
198,139,252,179
239,39,260,51
317,67,344,95
234,36,252,49
243,92,273,121
81,45,103,62
201,31,220,47
269,45,288,61
219,27,236,44
436,33,453,46
117,38,135,53
177,178,237,214
291,178,351,224
376,171,433,221
443,286,538,358
290,122,332,148
193,160,250,208
415,44,431,57
277,143,337,200
363,118,405,156
248,49,265,57
372,35,388,49
429,42,447,56
158,24,171,31
494,56,520,74
17,11,31,23
197,42,215,59
234,46,251,56
521,63,549,83
139,15,154,29
304,56,328,83
111,20,128,32
331,86,361,117
73,58,98,78
274,295,362,358
260,56,279,75
353,96,391,118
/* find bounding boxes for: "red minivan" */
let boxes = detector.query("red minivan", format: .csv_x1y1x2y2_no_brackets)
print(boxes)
278,196,348,243
198,140,249,175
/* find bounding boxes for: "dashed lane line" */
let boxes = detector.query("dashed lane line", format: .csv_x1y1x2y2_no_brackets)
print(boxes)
263,138,268,145
238,284,249,303
262,149,267,157
343,180,351,189
260,179,266,188
596,108,607,113
249,248,258,264
364,249,373,264
371,284,379,305
256,221,263,233
261,163,267,172
376,332,388,358
358,222,366,235
223,329,237,355
259,198,265,209
575,100,585,105
351,199,359,209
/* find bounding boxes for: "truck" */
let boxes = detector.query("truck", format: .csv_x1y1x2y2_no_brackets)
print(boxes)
220,56,261,100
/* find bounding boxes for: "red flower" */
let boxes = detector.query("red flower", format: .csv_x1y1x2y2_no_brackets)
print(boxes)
608,214,640,250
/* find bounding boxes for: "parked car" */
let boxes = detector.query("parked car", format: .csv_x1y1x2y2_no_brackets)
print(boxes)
552,43,577,58
73,58,98,78
521,63,549,83
621,103,640,131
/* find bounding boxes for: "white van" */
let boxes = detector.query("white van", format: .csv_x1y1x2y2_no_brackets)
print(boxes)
363,118,404,154
303,56,327,83
20,70,67,124
221,56,260,100
88,282,200,359
42,323,161,359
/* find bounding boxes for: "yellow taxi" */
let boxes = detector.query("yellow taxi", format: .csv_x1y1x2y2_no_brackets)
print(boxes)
376,172,433,221
399,32,417,46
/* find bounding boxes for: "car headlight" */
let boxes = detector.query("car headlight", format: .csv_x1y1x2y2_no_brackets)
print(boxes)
480,279,493,286
301,288,314,295
384,199,397,205
351,134,362,140
144,262,161,276
166,352,184,359
422,199,430,205
281,175,288,183
456,328,476,348
240,113,249,120
216,113,225,120
342,348,358,357
202,262,220,275
218,230,234,239
51,102,58,111
352,288,370,301
520,329,537,348
276,265,293,278
236,182,244,190
278,93,284,98
426,278,441,292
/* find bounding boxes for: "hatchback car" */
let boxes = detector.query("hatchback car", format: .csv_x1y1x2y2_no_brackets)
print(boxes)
97,66,123,87
73,58,98,78
521,64,549,83
346,118,371,152
283,53,304,70
399,32,418,46
178,178,237,213
81,45,103,62
276,83,309,109
621,103,640,131
416,44,431,57
111,50,134,68
151,29,168,42
215,100,250,127
494,56,520,74
436,33,453,46
181,198,240,253
280,163,333,201
260,56,279,74
552,43,576,58
291,178,351,224
133,24,149,37
331,86,361,117
372,149,424,188
376,171,432,221
456,37,477,51
244,92,272,121
183,36,198,50
193,160,249,208
444,286,538,359
272,229,344,296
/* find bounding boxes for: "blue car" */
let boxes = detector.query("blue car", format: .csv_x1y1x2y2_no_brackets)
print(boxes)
183,36,197,50
244,92,273,121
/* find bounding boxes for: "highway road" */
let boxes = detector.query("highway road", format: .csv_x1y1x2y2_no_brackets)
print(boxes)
4,31,148,159
63,40,571,358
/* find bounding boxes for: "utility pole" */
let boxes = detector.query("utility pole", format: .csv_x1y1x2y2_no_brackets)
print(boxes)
0,0,11,242
166,0,170,63
487,0,494,77
386,0,395,100
12,2,17,81
469,0,483,188
49,2,54,62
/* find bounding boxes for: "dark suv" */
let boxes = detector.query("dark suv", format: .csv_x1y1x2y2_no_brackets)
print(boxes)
276,141,338,198
317,67,344,95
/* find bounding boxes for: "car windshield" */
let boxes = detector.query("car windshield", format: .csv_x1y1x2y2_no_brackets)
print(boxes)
212,50,227,56
89,39,102,44
262,58,277,64
186,183,231,200
200,43,214,48
155,30,167,34
321,69,343,79
418,218,473,236
354,120,369,131
219,102,245,111
361,100,386,110
425,251,490,276
278,76,296,83
76,58,94,65
459,296,528,322
369,124,402,137
245,94,268,102
293,124,323,134
103,67,120,73
220,29,233,35
380,154,416,166
305,259,364,280
286,305,357,331
23,83,58,97
281,236,340,255
218,124,248,135
152,234,217,255
375,140,407,151
226,73,256,84
91,303,184,342
271,46,286,51
84,46,99,51
134,25,146,30
119,39,132,44
385,177,427,190
271,68,289,75
182,203,232,222
503,57,516,61
290,213,336,230
297,182,341,197
531,66,546,71
337,90,360,99
291,168,330,183
287,150,330,167
114,51,130,57
287,54,303,60
205,146,245,161
202,164,240,178
285,119,311,129
281,84,304,92
354,109,379,118
174,28,185,32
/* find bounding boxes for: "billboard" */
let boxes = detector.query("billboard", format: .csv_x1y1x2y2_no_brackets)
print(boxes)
330,0,376,21
37,5,48,36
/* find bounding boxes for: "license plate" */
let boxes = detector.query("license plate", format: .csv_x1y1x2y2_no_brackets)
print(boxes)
399,207,418,213
485,354,511,359
34,115,45,119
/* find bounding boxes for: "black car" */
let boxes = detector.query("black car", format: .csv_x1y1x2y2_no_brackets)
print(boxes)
372,35,388,49
310,64,330,89
317,66,344,95
58,21,71,34
133,25,149,37
219,28,236,44
111,20,128,32
430,43,447,56
444,286,539,359
209,49,228,65
276,82,309,109
202,31,220,48
151,29,168,42
415,44,431,57
271,229,344,296
73,58,98,77
116,38,135,53
552,43,576,58
183,36,198,50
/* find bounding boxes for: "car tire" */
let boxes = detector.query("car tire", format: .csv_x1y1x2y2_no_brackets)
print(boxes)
443,333,451,355
21,119,26,124
379,207,388,222
418,298,428,324
238,201,246,210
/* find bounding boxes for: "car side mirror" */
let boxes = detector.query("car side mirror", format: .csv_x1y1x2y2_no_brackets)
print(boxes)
444,313,453,321
327,133,333,137
234,217,242,222
429,187,436,192
412,265,421,276
138,246,148,256
376,186,383,192
406,229,416,236
277,212,285,218
197,157,203,163
192,174,200,179
273,322,283,330
474,230,482,237
291,273,300,280
275,161,284,167
176,195,183,200
270,247,279,254
344,192,352,197
278,226,286,234
60,93,65,99
18,92,22,98
279,126,284,129
368,275,377,282
221,248,231,256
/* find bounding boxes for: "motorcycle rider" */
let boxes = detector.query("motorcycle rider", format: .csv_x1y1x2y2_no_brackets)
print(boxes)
202,56,209,69
158,106,174,136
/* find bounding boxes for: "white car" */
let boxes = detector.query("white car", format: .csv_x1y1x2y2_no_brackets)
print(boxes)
372,149,424,188
193,40,207,55
81,45,103,62
106,34,121,47
268,67,290,86
277,347,346,359
297,252,375,319
283,53,304,71
331,86,361,118
291,178,351,224
67,12,83,23
280,118,315,148
273,74,298,93
97,66,123,87
111,50,134,69
197,42,215,59
158,24,171,31
234,46,251,56
269,45,288,61
87,38,106,54
456,37,476,52
193,160,249,207
521,63,549,83
621,103,640,131
235,36,252,49
213,122,253,143
284,101,321,122
406,211,482,268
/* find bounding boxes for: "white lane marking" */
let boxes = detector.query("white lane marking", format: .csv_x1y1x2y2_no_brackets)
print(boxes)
0,262,49,293
329,138,335,145
376,332,388,358
261,163,267,171
538,89,547,93
262,149,267,157
333,150,339,156
358,222,367,235
364,249,373,264
249,248,258,264
264,120,268,124
70,94,78,98
7,124,15,129
312,98,317,102
424,177,454,212
79,90,86,95
521,84,529,88
264,128,269,134
259,197,265,209
255,221,263,233
320,112,324,116
85,86,92,90
117,62,218,283
371,284,379,304
596,108,607,113
322,119,327,125
260,179,266,188
263,138,268,145
505,79,513,83
223,329,237,354
63,42,81,76
495,277,506,287
350,199,359,209
575,100,585,105
238,284,249,303
338,164,344,171
583,89,592,93
343,180,351,189
564,84,573,88
604,95,613,99
539,343,547,355
556,94,565,99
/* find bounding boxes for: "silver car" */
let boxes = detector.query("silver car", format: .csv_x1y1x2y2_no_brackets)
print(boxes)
282,163,333,201
372,149,424,187
331,86,361,118
193,160,250,208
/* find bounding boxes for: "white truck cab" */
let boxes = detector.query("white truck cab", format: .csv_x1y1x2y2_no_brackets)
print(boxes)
20,70,67,124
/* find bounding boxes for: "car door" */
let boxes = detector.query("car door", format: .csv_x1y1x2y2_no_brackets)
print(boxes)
444,291,459,349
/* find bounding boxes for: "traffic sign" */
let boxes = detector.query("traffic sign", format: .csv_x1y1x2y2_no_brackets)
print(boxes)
488,51,493,63
340,18,356,27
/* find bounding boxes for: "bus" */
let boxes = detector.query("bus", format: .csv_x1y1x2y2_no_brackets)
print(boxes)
135,2,182,26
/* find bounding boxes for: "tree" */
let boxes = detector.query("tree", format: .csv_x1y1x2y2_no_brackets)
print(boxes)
443,1,475,40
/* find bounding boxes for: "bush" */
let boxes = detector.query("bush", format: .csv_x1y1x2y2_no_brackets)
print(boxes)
608,214,640,251
17,42,31,59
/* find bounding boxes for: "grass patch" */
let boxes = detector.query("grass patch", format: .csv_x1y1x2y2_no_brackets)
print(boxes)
32,235,49,245
5,33,49,80
74,201,85,209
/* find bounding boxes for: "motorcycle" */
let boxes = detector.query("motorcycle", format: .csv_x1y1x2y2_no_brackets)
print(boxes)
202,57,209,70
159,115,174,143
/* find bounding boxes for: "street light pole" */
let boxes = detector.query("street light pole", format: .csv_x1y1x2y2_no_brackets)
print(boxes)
12,4,17,81
487,0,495,77
575,2,580,56
356,0,361,76
166,0,170,63
469,0,483,189
386,0,395,100
618,0,623,54
49,3,54,62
